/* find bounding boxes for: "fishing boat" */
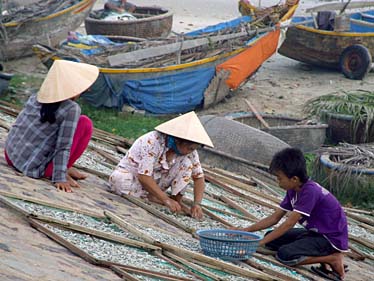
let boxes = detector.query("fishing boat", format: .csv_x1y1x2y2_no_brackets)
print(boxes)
85,6,173,38
0,0,96,61
33,1,299,114
278,1,374,80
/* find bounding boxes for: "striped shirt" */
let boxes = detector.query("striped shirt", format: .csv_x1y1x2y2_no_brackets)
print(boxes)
5,94,80,182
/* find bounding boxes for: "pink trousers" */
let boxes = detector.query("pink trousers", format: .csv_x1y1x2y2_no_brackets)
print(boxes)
5,115,93,178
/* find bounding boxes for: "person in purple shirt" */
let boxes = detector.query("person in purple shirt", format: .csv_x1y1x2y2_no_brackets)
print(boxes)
236,148,348,280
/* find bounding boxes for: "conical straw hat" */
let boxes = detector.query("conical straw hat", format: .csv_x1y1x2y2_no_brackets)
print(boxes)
37,60,99,103
155,111,214,147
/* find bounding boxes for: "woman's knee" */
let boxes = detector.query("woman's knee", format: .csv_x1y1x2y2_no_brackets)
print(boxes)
78,115,93,134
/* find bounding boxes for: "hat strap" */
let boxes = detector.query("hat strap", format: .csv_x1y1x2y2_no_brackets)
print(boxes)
166,136,182,156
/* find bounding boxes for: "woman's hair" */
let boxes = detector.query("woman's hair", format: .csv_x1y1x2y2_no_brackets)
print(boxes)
269,148,309,183
40,102,61,124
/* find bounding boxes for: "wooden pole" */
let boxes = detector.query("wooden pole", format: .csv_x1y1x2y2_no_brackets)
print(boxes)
121,195,195,234
104,210,156,245
244,98,270,129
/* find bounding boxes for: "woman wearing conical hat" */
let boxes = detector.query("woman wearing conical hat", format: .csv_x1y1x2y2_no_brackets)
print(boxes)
4,60,99,193
109,112,213,220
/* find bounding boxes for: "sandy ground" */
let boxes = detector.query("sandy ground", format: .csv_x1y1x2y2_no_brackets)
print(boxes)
3,0,374,118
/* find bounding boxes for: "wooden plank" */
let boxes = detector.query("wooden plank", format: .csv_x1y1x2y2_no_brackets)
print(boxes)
346,212,374,227
219,195,259,222
306,1,374,13
108,31,249,66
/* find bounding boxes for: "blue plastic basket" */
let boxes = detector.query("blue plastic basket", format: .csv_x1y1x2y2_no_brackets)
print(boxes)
196,229,261,261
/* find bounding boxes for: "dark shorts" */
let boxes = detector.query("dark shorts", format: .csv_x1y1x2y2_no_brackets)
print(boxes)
265,228,336,266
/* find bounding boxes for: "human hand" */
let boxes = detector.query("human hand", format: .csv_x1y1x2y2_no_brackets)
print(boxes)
163,198,182,213
54,182,73,193
191,204,203,220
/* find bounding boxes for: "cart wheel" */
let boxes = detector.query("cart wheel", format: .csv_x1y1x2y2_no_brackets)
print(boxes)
339,44,372,80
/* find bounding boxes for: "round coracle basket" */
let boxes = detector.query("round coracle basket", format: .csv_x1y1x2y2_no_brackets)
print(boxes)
197,229,261,261
321,111,374,144
227,112,328,152
85,7,173,38
316,153,374,208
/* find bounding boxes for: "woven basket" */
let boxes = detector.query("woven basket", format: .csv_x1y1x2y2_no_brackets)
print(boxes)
85,7,173,38
228,112,328,152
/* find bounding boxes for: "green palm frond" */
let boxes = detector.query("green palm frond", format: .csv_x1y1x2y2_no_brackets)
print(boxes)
304,90,374,142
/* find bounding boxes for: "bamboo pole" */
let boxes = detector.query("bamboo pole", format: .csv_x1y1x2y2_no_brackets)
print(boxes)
155,242,275,281
205,174,277,210
153,251,204,280
104,262,193,281
219,195,259,222
252,253,321,281
104,210,156,245
346,212,374,227
244,259,298,281
116,145,128,155
343,207,373,216
251,176,284,198
349,234,374,251
183,196,252,221
88,145,119,165
349,243,374,260
244,98,270,129
163,251,222,281
121,195,195,234
201,207,234,227
203,165,257,186
73,164,110,179
204,167,282,204
32,213,160,251
110,266,140,281
0,190,105,219
28,218,102,265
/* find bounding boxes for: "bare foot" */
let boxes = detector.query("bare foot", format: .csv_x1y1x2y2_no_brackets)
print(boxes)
67,174,80,188
68,167,87,180
329,253,345,279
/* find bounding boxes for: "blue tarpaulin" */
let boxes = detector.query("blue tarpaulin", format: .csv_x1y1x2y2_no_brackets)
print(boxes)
121,67,216,114
185,16,251,36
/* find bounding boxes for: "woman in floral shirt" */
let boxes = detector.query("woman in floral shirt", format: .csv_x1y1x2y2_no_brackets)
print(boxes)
109,111,213,219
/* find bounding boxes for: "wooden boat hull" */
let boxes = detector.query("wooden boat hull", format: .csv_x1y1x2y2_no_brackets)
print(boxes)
0,0,95,61
278,12,374,69
85,7,173,38
33,3,299,114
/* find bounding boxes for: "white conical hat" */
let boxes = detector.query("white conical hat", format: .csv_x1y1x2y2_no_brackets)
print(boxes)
37,60,99,103
155,111,214,147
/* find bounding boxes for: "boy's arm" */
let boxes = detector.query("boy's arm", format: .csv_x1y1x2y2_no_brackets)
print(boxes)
244,208,286,232
259,211,301,246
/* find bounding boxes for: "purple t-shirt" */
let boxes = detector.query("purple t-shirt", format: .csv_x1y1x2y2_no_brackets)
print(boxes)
280,180,348,251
